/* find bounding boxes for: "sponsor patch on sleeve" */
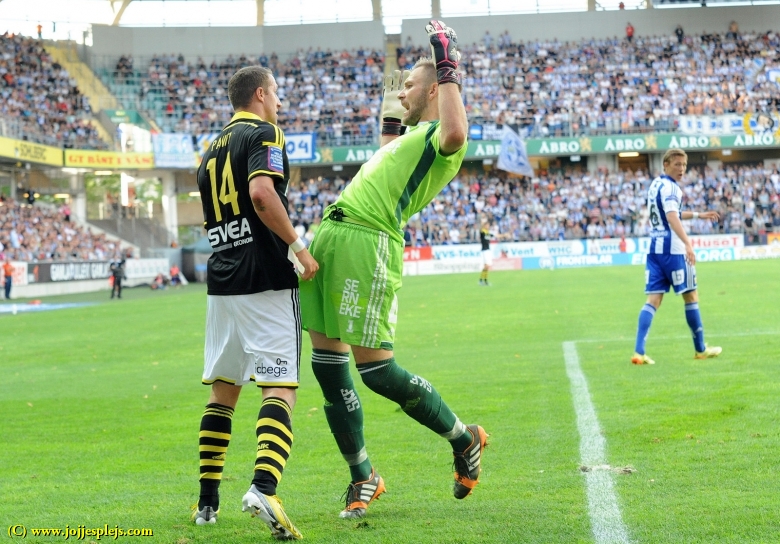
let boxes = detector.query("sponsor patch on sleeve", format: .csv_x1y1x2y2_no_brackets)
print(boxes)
268,146,284,173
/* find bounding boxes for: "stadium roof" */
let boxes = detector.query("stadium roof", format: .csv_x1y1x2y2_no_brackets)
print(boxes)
1,0,778,40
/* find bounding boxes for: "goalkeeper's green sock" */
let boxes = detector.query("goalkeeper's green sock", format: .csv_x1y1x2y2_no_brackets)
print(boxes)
312,349,373,482
358,358,472,451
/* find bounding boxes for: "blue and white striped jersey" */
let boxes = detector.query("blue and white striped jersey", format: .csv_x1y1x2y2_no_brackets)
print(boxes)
646,174,685,255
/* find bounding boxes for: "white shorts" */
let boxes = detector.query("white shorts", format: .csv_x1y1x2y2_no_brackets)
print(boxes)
481,249,493,267
203,289,300,388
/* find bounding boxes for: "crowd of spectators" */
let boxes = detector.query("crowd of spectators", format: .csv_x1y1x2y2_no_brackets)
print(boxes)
400,26,780,138
0,197,126,261
0,32,107,149
286,163,780,247
103,25,780,145
133,48,384,146
1,162,774,263
5,22,780,152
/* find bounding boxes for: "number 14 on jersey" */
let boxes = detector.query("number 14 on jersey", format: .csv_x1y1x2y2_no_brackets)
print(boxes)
206,152,240,221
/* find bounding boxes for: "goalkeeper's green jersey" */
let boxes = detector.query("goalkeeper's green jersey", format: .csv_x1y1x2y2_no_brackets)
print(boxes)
332,120,466,244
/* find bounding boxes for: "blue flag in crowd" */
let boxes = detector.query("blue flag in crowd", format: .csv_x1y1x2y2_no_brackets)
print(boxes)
497,125,534,177
744,58,765,92
767,68,780,88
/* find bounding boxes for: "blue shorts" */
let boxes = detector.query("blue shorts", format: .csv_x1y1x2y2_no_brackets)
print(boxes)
645,253,697,295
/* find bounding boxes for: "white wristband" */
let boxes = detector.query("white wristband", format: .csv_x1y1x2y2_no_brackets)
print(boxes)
290,237,306,253
692,212,700,219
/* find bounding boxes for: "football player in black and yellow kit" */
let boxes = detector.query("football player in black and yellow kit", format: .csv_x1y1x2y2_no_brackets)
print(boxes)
191,66,318,541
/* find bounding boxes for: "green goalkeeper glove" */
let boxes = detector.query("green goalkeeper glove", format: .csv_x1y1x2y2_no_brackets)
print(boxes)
381,69,410,136
425,19,461,86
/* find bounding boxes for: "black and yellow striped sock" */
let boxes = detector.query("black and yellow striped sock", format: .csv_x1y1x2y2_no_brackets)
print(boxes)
198,403,234,510
252,397,293,496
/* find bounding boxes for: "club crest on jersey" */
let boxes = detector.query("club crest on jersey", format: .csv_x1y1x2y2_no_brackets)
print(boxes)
268,146,284,173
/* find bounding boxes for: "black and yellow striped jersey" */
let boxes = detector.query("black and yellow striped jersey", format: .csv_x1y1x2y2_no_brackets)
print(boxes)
480,228,491,251
197,111,296,295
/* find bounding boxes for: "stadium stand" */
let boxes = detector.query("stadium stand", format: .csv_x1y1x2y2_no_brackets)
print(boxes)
94,29,780,143
103,47,385,147
0,197,126,261
86,26,780,247
402,29,780,138
10,25,778,149
0,32,108,149
3,9,780,256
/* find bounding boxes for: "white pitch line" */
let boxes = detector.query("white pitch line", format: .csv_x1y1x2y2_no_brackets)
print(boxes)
563,341,631,544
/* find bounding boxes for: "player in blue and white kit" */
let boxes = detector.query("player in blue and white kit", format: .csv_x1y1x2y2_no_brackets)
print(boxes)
632,149,722,365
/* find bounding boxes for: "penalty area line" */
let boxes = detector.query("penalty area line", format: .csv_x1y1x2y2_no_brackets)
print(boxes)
563,341,631,544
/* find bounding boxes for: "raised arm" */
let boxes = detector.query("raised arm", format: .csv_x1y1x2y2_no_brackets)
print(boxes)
426,20,467,155
436,77,467,155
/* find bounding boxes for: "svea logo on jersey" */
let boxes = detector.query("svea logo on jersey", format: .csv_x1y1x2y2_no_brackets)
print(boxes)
268,146,284,173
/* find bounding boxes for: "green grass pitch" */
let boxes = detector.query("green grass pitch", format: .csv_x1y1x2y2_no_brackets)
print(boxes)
1,260,778,543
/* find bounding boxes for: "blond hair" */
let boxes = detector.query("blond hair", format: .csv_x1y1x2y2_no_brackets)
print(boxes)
662,148,687,165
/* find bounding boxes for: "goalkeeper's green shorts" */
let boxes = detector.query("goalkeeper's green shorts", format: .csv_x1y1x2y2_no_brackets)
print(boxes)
300,218,402,350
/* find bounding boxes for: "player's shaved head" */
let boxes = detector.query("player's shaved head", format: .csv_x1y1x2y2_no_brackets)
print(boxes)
228,66,274,110
662,148,687,165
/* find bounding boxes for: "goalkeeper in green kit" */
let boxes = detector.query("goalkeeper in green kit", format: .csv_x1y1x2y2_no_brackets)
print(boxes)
299,20,488,519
